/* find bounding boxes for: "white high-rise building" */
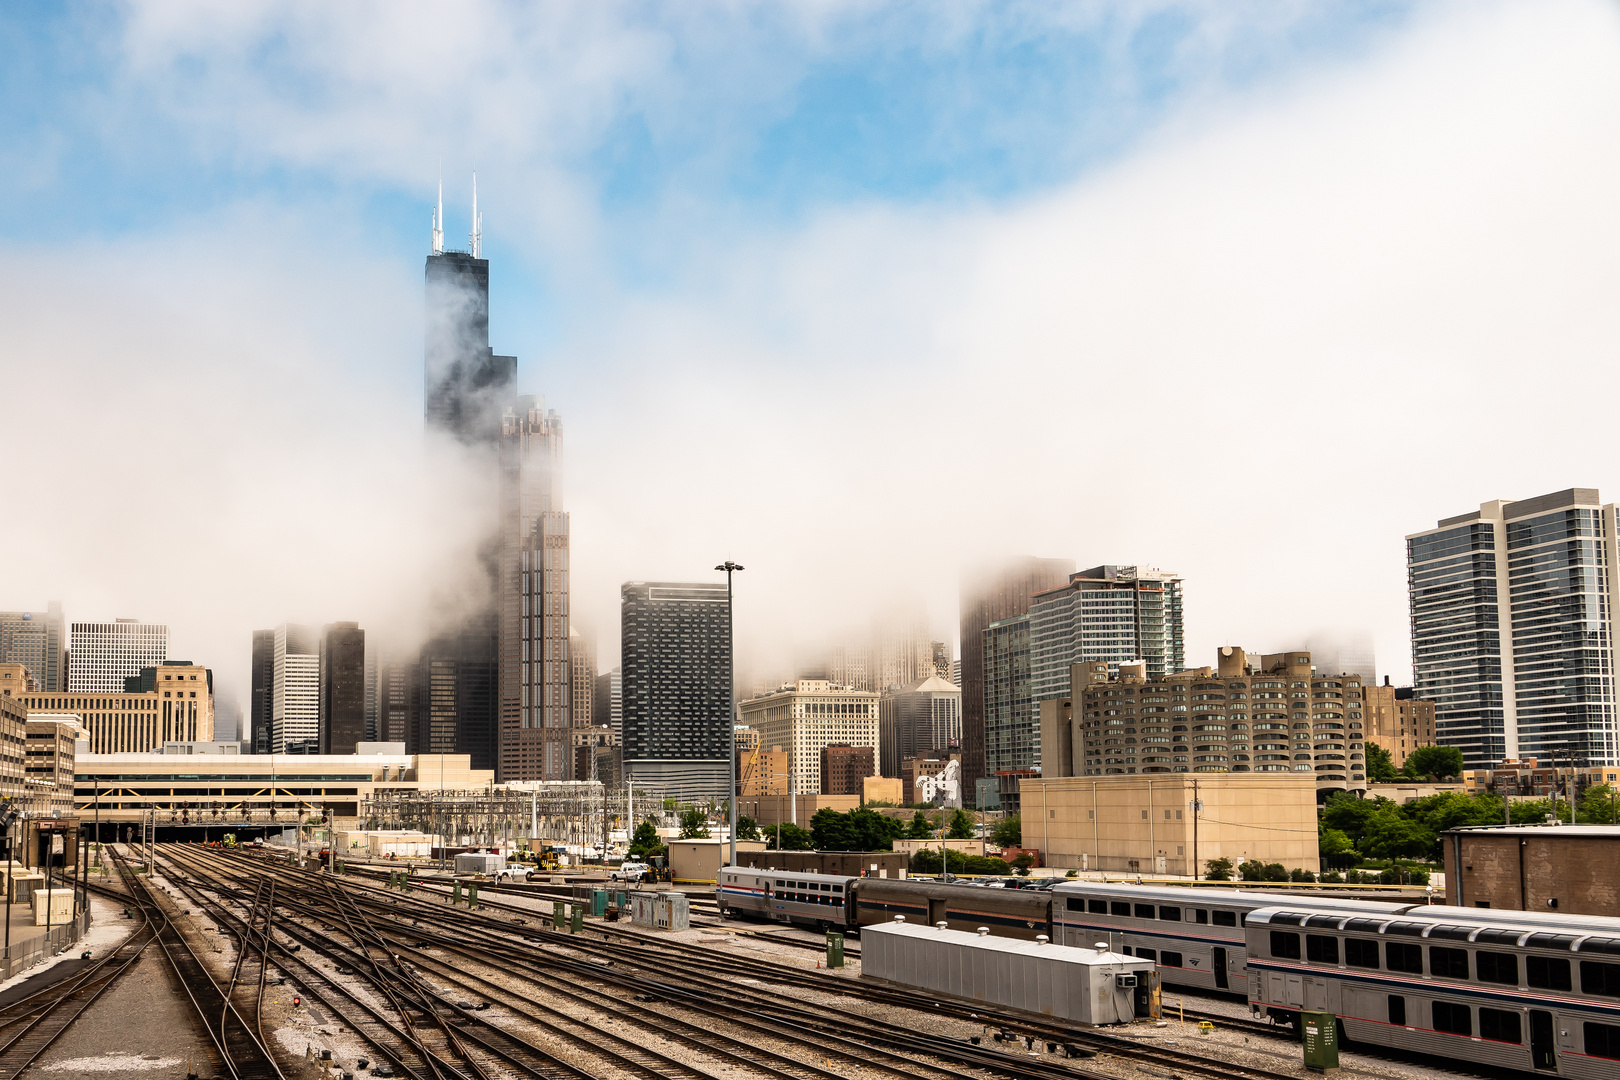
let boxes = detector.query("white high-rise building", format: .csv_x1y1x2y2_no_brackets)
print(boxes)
68,619,168,692
737,680,880,796
1027,565,1185,704
271,624,319,754
1408,488,1620,769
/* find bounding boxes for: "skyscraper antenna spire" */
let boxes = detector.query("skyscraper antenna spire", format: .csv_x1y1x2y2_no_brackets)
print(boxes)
431,176,444,255
470,171,483,258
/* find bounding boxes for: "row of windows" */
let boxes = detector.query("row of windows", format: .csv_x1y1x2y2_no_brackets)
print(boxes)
1269,931,1620,995
1066,897,1243,927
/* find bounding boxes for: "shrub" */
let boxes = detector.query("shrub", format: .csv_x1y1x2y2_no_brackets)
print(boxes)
1237,859,1265,882
1205,857,1234,882
1289,867,1316,883
1066,869,1078,878
1319,871,1344,884
1259,862,1290,882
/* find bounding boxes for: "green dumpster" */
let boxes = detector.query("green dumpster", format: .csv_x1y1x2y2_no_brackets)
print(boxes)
590,889,607,916
826,931,845,969
571,904,584,934
1301,1011,1339,1073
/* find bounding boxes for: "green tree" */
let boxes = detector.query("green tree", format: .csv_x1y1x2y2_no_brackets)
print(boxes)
1318,827,1358,869
1358,807,1434,861
945,808,976,840
1365,744,1398,783
628,822,666,860
766,822,815,850
906,811,935,839
1400,745,1465,781
1579,784,1619,824
1204,857,1234,881
810,807,904,851
989,814,1022,848
678,809,711,839
1511,797,1571,825
1237,859,1265,882
1321,791,1384,845
735,816,761,841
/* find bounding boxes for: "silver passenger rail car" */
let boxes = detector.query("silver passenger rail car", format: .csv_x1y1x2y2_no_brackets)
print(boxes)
718,867,857,930
1051,881,1415,995
1247,904,1620,1078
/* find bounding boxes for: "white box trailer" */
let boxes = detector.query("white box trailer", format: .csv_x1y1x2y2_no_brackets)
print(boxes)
453,852,507,876
861,918,1158,1026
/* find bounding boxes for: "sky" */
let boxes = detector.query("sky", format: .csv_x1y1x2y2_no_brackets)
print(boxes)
4,0,1620,715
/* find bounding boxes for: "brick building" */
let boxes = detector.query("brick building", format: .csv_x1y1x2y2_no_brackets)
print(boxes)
819,743,874,795
1362,680,1437,772
1442,825,1620,916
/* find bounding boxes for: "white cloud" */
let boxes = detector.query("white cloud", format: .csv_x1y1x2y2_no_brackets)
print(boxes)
5,0,1620,710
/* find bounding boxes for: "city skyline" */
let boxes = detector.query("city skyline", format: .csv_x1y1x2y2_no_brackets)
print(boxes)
5,3,1620,740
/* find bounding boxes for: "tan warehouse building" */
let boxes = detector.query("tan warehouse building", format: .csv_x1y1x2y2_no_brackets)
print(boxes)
1018,772,1320,876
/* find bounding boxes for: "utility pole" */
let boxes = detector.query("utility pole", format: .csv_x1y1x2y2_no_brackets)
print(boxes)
715,560,745,870
1191,778,1201,882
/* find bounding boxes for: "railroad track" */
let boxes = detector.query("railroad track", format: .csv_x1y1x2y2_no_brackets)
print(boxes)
166,844,1326,1080
113,849,285,1080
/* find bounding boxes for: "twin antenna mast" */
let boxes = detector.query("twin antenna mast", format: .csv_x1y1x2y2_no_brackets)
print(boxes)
430,172,482,257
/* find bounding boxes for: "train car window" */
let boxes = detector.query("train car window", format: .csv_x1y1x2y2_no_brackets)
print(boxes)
1160,951,1183,968
1479,1009,1522,1045
1527,955,1571,991
1580,960,1620,997
1270,932,1302,960
1065,898,1081,911
1240,914,1248,928
1137,948,1158,962
1212,911,1237,927
1585,1022,1620,1060
1387,996,1406,1026
1195,909,1209,924
1429,946,1469,980
833,886,844,894
1111,902,1132,917
1089,900,1108,914
1474,929,1522,947
1384,921,1426,937
1135,904,1156,919
1122,946,1132,956
1428,924,1473,941
1432,1001,1472,1037
1159,906,1182,921
1386,942,1423,974
1345,939,1379,969
1476,951,1518,985
1306,936,1339,964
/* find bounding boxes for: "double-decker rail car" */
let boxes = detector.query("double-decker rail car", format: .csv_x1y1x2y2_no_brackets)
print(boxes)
718,868,857,929
1247,904,1620,1078
1052,882,1416,995
851,878,1053,940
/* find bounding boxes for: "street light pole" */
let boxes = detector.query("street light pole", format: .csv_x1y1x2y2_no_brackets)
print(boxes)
716,560,745,870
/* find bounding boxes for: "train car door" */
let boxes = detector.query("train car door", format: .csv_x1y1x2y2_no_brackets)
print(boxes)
1529,1011,1556,1072
1268,971,1304,1008
928,898,947,926
1304,977,1328,1012
1213,948,1229,991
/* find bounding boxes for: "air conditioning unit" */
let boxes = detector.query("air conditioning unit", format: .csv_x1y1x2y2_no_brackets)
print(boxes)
1115,974,1138,988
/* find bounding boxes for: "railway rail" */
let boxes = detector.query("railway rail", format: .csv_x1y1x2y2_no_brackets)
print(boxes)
162,843,1325,1080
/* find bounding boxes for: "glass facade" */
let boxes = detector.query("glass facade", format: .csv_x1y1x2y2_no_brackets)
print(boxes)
1408,493,1620,769
983,615,1034,773
1028,567,1185,703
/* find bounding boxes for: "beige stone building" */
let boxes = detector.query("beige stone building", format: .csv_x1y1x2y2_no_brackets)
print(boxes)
1019,772,1320,875
1361,683,1437,771
13,659,214,752
738,744,789,796
0,692,30,805
1046,647,1373,795
738,680,879,796
26,713,81,817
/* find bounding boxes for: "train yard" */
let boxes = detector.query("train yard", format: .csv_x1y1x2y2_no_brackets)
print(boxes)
6,845,1587,1080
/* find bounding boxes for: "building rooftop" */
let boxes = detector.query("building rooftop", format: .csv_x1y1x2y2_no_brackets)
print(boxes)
1445,825,1620,838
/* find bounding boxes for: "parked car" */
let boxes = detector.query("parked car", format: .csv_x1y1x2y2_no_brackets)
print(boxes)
610,861,650,884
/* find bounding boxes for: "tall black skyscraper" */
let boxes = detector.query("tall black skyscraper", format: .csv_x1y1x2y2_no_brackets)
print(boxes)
250,629,274,754
318,621,366,755
420,178,518,774
620,581,732,800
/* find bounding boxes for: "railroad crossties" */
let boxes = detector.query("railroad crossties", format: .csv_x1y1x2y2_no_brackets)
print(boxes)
32,844,1547,1080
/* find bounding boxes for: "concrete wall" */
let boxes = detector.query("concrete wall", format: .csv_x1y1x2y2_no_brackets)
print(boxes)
1019,773,1319,876
737,792,860,827
1444,830,1620,916
892,839,984,858
863,776,903,804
